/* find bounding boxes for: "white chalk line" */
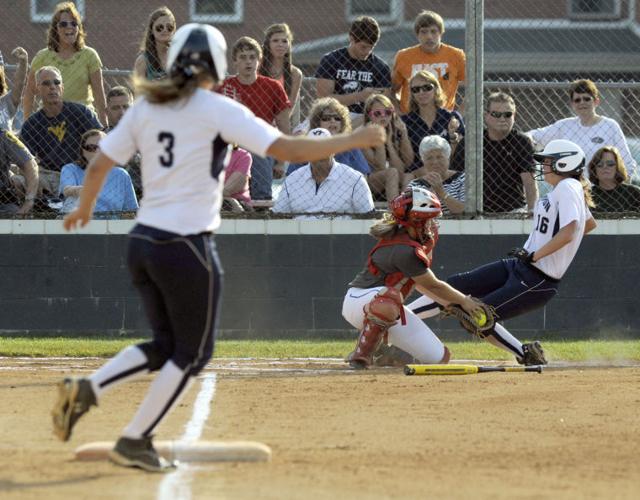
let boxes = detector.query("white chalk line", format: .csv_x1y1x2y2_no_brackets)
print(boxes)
157,374,217,500
0,357,638,377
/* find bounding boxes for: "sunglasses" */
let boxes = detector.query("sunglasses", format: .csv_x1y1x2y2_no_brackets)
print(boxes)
572,96,593,104
82,144,100,152
597,160,617,168
58,20,78,28
40,79,62,87
369,109,393,119
410,83,435,94
488,111,514,119
320,114,343,122
154,23,175,33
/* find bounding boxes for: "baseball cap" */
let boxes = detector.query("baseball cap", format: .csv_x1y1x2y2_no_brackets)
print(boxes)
307,127,331,138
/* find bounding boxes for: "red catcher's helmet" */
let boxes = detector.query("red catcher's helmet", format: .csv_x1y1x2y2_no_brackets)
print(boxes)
390,186,442,228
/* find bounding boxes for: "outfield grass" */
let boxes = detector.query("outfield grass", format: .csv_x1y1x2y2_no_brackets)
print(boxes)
0,337,638,361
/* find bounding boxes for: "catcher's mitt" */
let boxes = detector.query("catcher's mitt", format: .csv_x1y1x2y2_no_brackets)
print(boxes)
440,300,497,338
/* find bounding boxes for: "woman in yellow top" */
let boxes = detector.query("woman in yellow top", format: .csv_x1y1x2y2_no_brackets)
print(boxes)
22,2,107,125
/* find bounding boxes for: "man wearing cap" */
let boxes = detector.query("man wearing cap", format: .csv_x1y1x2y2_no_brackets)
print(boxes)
272,128,374,216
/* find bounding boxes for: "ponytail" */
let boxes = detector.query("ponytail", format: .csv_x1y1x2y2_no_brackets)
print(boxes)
579,177,595,208
369,213,401,240
133,72,202,104
564,172,595,208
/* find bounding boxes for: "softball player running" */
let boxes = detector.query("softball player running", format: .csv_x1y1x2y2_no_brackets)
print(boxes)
408,139,597,365
52,23,385,472
342,186,486,369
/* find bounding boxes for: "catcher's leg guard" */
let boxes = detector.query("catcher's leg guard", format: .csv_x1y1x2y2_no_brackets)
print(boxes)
348,288,403,369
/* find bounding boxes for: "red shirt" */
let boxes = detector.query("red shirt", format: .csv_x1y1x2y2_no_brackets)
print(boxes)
218,75,291,125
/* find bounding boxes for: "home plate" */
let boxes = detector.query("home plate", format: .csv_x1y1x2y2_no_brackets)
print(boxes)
75,440,271,462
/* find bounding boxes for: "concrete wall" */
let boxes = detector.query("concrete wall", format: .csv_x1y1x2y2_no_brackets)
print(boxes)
1,219,638,340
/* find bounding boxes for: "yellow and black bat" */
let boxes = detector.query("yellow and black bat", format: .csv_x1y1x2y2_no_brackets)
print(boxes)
404,364,543,376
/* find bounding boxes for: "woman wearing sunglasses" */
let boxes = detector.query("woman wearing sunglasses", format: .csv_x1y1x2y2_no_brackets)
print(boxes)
23,2,107,125
58,129,138,216
402,70,464,174
588,146,640,213
528,79,637,181
287,97,371,176
362,94,412,200
134,7,176,81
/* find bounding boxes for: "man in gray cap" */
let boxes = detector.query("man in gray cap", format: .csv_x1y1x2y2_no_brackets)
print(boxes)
273,127,374,216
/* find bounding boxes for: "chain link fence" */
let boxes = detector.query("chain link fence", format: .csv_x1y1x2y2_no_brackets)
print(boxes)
1,0,639,219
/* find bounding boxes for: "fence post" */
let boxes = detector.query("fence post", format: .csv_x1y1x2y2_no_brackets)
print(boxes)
464,0,484,214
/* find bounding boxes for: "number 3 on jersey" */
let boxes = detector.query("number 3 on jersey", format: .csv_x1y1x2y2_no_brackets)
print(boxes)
535,214,549,233
157,131,229,179
158,132,175,167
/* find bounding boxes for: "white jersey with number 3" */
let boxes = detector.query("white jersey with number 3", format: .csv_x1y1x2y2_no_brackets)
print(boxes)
523,177,591,280
100,88,281,235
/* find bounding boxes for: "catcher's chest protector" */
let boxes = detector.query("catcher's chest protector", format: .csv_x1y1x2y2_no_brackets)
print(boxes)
367,233,435,297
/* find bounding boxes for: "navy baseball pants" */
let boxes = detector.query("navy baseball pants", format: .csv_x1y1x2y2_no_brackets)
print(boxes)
447,258,559,321
127,224,223,376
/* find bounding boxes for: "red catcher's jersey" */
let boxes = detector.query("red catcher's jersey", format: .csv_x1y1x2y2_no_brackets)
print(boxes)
366,228,439,298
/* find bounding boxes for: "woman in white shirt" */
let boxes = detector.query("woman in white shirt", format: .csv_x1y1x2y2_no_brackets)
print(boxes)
528,79,637,181
52,23,385,473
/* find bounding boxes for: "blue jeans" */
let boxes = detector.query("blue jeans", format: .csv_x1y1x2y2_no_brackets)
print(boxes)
250,154,274,201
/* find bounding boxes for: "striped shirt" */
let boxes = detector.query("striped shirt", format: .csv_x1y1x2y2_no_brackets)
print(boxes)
409,171,465,214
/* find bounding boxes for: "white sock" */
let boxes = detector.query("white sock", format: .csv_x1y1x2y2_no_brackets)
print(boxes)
122,360,194,439
486,323,524,358
89,346,150,401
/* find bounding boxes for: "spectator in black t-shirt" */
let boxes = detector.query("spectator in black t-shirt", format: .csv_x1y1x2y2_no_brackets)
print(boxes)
20,66,101,195
315,16,391,120
450,92,537,213
588,146,640,213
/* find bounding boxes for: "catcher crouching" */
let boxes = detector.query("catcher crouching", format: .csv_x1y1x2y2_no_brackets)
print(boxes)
342,186,491,369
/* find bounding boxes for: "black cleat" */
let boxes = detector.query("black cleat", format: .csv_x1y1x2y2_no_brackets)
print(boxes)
52,377,97,441
518,341,548,366
109,436,177,473
348,359,368,370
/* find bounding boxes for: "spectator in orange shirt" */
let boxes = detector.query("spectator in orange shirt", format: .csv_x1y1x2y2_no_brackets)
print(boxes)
392,10,465,113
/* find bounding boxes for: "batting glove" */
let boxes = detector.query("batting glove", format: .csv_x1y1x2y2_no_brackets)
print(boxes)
508,247,536,263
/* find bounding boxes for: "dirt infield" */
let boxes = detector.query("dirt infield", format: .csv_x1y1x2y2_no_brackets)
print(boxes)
1,358,638,500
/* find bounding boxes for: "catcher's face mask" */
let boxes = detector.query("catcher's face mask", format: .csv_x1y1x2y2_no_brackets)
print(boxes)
412,217,438,244
532,158,552,181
